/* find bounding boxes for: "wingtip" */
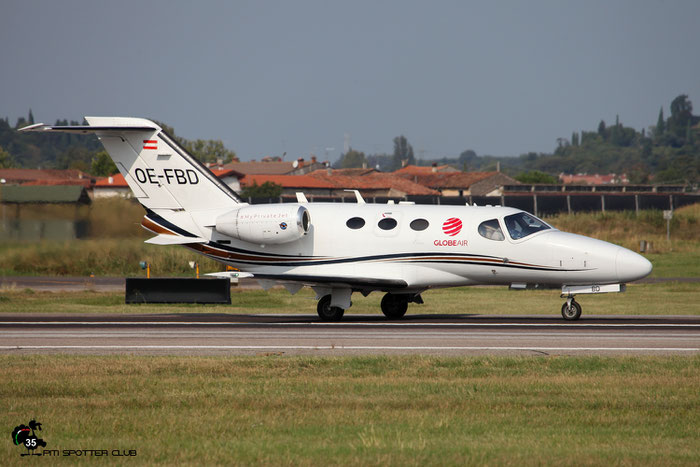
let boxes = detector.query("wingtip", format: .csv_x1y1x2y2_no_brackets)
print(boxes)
17,123,46,132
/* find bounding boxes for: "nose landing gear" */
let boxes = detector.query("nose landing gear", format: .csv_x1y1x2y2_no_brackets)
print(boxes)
561,297,582,321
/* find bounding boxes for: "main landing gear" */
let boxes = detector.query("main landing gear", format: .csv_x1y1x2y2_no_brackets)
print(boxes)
316,292,422,321
316,295,344,321
380,294,409,319
561,297,582,321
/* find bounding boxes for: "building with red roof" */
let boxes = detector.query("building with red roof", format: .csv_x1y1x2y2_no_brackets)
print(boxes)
0,168,91,186
395,170,518,196
559,173,629,185
224,156,327,176
93,173,131,198
394,164,460,175
239,169,439,199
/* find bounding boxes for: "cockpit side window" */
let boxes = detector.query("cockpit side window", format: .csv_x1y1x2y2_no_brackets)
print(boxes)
478,219,505,241
504,212,550,240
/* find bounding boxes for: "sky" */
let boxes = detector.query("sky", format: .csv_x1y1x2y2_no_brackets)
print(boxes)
3,0,700,163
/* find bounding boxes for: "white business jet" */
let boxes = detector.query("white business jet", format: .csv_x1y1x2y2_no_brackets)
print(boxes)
22,118,652,321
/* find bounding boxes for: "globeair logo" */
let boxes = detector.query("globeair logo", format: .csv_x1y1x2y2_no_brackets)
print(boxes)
442,217,462,236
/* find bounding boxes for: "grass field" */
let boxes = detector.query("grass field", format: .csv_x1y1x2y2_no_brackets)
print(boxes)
1,281,699,316
2,355,699,465
2,202,698,464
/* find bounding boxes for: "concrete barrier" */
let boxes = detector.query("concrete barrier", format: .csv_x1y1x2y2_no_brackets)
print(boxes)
125,278,231,304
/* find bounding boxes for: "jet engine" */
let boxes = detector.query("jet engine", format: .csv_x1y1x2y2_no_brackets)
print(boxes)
215,204,310,245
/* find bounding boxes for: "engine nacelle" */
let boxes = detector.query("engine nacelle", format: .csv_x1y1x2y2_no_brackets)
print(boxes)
215,204,310,245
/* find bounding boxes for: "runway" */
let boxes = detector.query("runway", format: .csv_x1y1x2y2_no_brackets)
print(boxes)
1,313,699,356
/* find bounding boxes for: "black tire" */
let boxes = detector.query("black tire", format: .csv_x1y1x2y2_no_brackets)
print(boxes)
381,293,408,319
561,300,582,321
317,295,344,321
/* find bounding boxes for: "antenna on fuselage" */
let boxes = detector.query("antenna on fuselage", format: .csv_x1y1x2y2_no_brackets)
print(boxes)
344,189,365,204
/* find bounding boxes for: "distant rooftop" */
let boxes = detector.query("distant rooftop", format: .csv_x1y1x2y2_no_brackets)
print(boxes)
559,173,629,185
241,169,439,196
0,168,89,185
224,158,327,175
394,164,459,175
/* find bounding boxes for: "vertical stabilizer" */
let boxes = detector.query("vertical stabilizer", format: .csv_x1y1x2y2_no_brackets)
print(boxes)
21,117,242,212
85,117,241,211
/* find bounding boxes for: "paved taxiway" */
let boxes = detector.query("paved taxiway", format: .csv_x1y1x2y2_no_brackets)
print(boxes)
1,314,699,356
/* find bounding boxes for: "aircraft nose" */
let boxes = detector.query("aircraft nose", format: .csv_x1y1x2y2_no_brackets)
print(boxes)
615,248,652,282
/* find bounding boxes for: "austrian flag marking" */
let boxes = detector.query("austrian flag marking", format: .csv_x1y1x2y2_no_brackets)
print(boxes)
442,217,462,236
143,140,158,150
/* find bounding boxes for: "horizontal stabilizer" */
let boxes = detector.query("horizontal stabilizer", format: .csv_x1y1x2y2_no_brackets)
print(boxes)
145,234,208,245
206,271,255,281
19,123,157,134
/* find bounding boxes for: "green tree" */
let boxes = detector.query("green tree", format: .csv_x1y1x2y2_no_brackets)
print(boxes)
55,146,92,170
338,148,367,168
515,170,558,184
91,150,118,176
458,149,478,170
392,135,414,170
365,153,393,171
0,145,16,168
655,106,665,139
669,94,692,138
240,181,283,198
597,120,606,137
571,132,579,147
184,139,237,164
154,120,238,164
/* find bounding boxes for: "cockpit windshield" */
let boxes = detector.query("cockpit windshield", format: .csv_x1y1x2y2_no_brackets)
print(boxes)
503,212,551,240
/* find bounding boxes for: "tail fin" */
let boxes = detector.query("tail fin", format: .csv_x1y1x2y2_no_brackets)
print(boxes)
22,117,242,211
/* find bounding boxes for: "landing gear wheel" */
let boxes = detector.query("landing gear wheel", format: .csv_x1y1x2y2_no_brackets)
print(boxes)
317,295,344,321
561,299,582,321
381,294,408,319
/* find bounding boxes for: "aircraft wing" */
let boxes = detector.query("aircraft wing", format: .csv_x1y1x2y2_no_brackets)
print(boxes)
207,271,408,291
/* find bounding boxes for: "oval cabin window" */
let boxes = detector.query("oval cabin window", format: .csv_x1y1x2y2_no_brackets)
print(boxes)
378,218,398,230
410,218,429,231
346,217,366,230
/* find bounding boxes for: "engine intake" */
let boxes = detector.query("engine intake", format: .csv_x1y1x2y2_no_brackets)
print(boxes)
215,204,310,245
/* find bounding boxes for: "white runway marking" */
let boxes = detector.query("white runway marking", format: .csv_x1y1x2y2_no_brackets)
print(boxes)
2,321,700,328
2,331,699,339
1,345,698,352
